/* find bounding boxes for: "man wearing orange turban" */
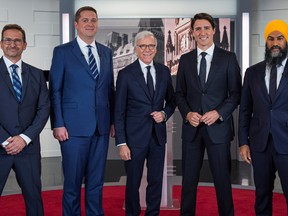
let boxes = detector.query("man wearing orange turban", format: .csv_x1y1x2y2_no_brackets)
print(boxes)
239,19,288,215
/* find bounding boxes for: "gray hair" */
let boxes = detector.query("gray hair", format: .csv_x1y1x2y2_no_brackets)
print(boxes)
134,30,157,47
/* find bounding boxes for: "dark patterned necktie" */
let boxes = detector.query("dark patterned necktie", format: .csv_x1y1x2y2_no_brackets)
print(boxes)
199,52,207,89
87,45,99,80
11,64,22,103
269,64,277,101
146,66,154,98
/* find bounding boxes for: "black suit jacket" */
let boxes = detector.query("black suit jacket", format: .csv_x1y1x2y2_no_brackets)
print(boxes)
0,57,50,154
239,60,288,154
114,59,175,147
176,46,241,143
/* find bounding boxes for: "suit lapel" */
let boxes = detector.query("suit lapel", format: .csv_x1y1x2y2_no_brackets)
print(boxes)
189,51,201,90
154,62,163,101
95,42,106,87
257,62,270,102
0,58,23,102
71,39,94,79
275,60,288,101
205,47,220,90
20,63,29,102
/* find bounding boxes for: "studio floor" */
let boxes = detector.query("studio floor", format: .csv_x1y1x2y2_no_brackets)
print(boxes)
2,157,283,196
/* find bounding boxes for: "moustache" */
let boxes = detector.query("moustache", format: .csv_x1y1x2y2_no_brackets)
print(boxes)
270,45,281,50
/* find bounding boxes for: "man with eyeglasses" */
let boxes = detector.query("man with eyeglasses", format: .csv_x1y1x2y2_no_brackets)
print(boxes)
114,30,176,216
0,24,50,216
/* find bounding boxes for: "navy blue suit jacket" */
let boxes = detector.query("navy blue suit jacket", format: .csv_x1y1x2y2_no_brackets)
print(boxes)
176,46,241,143
239,60,288,154
49,39,114,136
114,60,175,147
0,57,50,154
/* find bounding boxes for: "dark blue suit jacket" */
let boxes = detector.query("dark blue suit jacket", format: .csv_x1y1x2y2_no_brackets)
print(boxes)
49,39,114,136
114,60,175,147
176,46,241,143
0,57,50,154
239,60,288,154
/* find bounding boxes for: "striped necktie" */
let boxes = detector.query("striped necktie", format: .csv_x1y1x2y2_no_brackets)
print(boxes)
87,45,99,80
11,64,22,103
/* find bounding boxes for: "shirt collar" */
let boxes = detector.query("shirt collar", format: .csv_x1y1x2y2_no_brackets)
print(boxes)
197,43,215,57
3,56,22,70
138,59,154,71
77,36,96,49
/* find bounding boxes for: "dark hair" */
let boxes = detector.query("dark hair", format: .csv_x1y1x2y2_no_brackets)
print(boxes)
75,6,97,22
191,13,216,30
1,24,26,43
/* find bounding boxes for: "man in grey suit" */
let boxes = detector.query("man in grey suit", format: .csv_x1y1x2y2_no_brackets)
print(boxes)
176,13,241,216
0,24,50,216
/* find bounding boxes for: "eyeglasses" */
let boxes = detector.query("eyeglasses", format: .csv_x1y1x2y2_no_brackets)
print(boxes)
137,44,156,50
1,38,23,45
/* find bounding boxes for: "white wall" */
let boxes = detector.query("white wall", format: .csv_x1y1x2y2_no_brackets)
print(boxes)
75,0,237,18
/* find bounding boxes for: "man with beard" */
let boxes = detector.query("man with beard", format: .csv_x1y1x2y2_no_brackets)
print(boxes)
239,19,288,215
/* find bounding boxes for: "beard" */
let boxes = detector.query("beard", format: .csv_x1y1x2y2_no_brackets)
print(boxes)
265,43,288,66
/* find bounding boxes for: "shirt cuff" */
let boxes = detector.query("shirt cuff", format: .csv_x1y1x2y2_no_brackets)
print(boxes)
117,143,127,147
20,134,31,145
161,111,167,122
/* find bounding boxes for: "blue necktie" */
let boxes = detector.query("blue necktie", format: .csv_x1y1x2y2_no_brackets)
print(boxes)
87,45,99,80
269,64,277,101
11,64,22,103
146,66,154,98
199,52,207,89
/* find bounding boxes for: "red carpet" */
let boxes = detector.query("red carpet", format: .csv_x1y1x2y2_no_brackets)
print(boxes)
0,186,286,216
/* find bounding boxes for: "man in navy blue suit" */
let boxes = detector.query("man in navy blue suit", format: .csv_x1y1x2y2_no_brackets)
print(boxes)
176,13,241,216
49,6,114,216
114,30,175,216
0,24,50,216
239,19,288,215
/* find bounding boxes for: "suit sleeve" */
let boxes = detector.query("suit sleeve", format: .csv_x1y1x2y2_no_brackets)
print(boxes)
175,55,191,120
238,68,253,146
22,69,50,141
114,70,128,145
216,52,242,120
49,46,65,129
162,68,176,120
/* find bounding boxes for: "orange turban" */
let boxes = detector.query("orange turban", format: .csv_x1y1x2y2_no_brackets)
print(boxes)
264,20,288,41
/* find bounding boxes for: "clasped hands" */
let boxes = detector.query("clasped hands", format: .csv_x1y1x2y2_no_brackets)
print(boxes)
2,136,26,155
186,110,220,127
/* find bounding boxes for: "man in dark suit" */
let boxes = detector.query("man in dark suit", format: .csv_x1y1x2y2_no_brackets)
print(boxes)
49,6,114,216
176,13,241,216
114,30,175,216
239,19,288,215
0,24,50,216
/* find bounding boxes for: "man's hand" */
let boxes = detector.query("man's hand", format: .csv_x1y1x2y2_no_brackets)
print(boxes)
53,127,69,141
186,112,202,127
4,136,26,155
151,111,165,123
239,145,252,164
118,145,131,161
200,110,220,126
110,125,115,138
